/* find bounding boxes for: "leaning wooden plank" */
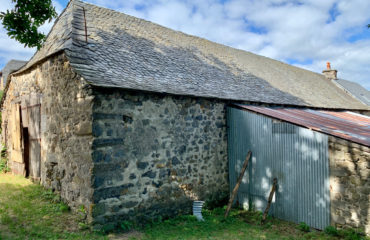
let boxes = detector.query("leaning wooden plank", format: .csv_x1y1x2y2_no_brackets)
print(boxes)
262,178,278,223
224,151,251,218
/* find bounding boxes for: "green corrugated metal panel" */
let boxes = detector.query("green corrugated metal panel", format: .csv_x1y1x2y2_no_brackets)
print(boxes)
227,107,330,230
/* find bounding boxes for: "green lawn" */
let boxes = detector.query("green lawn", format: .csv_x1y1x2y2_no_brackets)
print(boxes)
0,173,367,240
0,173,107,240
143,210,333,240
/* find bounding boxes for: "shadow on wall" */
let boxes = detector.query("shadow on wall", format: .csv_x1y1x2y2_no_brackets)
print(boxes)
66,23,308,226
89,87,229,226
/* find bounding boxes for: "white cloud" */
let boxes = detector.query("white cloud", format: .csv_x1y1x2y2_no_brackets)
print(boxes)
0,28,35,68
107,0,370,89
1,0,369,90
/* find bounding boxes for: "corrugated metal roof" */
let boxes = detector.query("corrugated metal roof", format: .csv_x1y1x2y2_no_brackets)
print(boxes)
235,105,370,146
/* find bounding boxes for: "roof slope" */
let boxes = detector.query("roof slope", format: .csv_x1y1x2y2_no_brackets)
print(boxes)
18,1,74,72
334,79,370,106
15,0,368,110
1,60,27,86
237,105,370,146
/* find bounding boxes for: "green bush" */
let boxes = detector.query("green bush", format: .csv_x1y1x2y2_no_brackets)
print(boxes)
297,222,310,232
0,157,7,172
0,145,9,173
120,220,134,232
0,90,2,134
101,223,115,233
325,226,339,236
338,228,365,240
58,203,70,212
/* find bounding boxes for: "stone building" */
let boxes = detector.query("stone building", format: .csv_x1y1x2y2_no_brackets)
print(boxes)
1,0,369,231
0,60,27,90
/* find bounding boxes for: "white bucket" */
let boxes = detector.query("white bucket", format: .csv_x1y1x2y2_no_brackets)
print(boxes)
193,200,205,221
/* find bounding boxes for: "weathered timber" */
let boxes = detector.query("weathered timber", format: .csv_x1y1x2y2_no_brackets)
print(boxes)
224,151,251,218
262,178,278,223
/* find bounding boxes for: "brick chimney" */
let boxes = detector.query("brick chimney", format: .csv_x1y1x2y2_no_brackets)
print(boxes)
322,62,337,80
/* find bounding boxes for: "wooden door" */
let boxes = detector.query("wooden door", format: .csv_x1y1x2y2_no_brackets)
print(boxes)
26,94,41,179
10,103,23,164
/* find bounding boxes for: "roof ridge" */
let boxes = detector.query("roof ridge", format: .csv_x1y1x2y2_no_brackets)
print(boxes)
13,0,76,75
65,0,330,80
0,0,77,109
1,0,368,110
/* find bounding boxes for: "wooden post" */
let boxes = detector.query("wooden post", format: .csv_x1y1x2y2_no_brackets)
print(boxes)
224,151,251,218
262,178,277,223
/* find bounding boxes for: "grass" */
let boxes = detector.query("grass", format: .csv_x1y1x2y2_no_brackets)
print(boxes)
0,173,368,240
0,173,107,240
143,209,335,240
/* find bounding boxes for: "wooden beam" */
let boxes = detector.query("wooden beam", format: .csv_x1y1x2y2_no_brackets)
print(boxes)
224,151,251,218
262,178,277,223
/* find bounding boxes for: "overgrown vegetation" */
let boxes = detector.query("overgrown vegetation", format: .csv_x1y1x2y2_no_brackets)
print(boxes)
0,174,369,240
298,221,311,232
0,145,9,173
324,226,368,240
0,90,3,134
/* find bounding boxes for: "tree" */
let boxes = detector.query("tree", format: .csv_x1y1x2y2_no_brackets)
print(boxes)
0,0,57,49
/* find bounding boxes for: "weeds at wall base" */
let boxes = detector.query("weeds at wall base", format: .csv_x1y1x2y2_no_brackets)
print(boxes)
0,145,9,173
325,226,367,240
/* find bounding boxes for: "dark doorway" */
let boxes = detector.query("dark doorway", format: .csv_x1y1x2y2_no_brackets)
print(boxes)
23,127,30,177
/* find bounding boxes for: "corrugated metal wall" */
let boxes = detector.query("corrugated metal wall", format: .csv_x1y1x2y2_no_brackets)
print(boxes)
227,107,330,230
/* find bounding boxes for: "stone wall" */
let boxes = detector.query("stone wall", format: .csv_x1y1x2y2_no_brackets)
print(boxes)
91,89,229,227
329,136,370,235
1,53,95,218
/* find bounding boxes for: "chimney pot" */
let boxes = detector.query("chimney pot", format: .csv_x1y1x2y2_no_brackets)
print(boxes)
326,62,331,70
323,62,337,80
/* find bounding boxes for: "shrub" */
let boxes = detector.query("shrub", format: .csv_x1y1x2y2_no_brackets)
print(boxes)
297,222,310,232
0,145,9,173
338,228,365,240
325,226,339,236
58,203,70,212
120,220,134,232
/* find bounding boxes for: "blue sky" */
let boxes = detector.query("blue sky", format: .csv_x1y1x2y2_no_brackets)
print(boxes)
1,0,370,89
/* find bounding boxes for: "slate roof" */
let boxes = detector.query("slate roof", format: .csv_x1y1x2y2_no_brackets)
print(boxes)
1,60,27,86
334,79,370,106
14,0,368,110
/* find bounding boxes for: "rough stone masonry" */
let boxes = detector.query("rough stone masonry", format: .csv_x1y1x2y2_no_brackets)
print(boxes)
2,54,95,218
2,53,229,227
329,136,370,235
90,88,229,227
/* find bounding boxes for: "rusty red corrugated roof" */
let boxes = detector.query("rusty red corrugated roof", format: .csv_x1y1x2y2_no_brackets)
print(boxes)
236,105,370,146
